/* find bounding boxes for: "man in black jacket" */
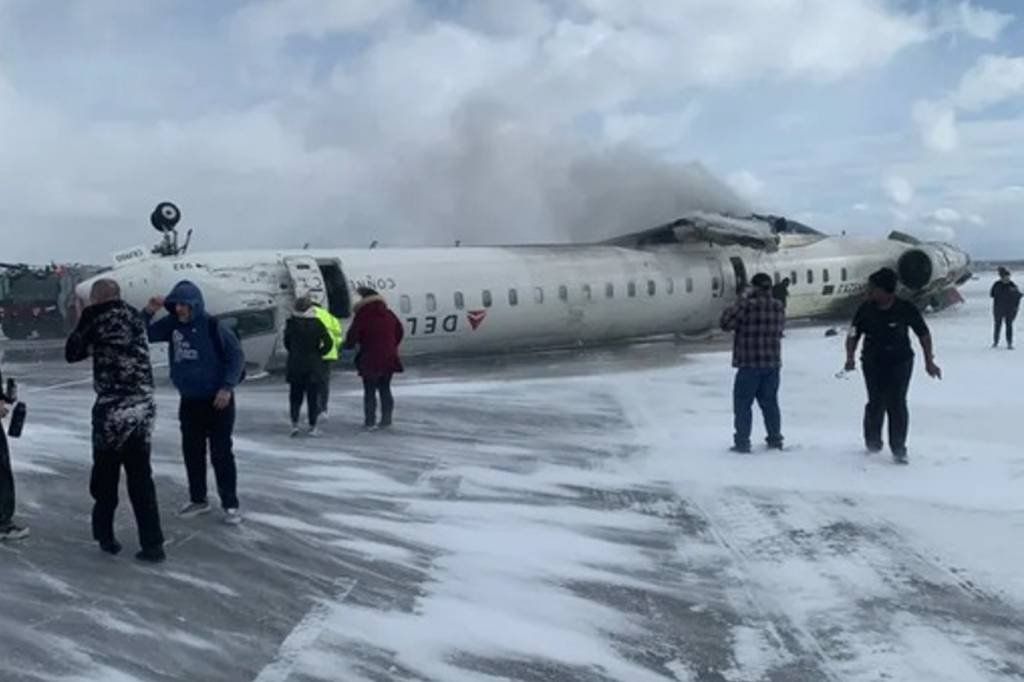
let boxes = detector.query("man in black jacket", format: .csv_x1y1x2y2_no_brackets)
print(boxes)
66,279,165,562
0,367,29,541
991,267,1021,349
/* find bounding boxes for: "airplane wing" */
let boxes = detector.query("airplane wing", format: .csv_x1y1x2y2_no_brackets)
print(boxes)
602,212,781,251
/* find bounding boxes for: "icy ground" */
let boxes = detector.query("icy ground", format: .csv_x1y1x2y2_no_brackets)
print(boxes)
1,278,1023,682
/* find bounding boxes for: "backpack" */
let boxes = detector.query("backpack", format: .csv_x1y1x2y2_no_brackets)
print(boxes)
208,317,247,384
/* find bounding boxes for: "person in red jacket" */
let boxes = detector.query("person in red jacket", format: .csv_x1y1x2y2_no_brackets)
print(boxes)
342,288,404,429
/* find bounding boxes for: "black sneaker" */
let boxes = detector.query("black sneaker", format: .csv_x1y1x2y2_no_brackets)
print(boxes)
730,445,752,454
0,523,29,542
135,547,166,563
866,442,883,454
892,450,909,465
766,441,784,451
99,539,123,555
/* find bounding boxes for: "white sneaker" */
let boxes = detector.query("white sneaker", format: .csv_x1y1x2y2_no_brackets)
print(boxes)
223,508,243,525
308,426,321,438
178,501,211,518
319,410,329,421
290,423,300,437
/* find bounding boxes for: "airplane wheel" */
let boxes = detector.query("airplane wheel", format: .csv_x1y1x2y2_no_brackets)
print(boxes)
151,202,181,233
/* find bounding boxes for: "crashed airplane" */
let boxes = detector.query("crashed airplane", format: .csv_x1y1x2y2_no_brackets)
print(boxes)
76,204,971,372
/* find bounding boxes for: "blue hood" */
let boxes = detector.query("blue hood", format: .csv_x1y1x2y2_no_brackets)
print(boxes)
164,280,206,319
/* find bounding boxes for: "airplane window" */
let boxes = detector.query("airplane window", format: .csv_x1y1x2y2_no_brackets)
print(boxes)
454,291,464,309
774,272,781,285
666,278,675,295
712,277,720,291
627,281,637,298
791,271,798,285
400,295,411,314
841,268,848,282
822,269,830,284
582,284,592,301
426,293,437,312
807,270,814,284
214,308,276,339
605,283,614,298
482,290,493,308
508,289,518,306
686,277,694,293
647,280,656,296
535,287,544,304
558,285,568,302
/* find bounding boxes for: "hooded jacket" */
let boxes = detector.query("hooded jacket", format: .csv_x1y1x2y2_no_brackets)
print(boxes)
284,310,333,383
65,299,157,449
145,281,245,399
342,295,404,378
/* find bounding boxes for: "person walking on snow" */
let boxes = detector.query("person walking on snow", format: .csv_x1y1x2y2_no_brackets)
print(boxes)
342,288,404,429
312,302,342,419
66,279,165,562
720,272,786,453
845,268,942,465
991,267,1021,349
144,281,245,525
285,298,333,437
0,367,28,542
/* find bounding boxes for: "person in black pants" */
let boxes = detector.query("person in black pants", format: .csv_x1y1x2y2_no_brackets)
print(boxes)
66,279,165,562
0,379,29,541
845,268,942,464
991,267,1022,349
144,280,245,525
343,288,404,429
285,298,333,437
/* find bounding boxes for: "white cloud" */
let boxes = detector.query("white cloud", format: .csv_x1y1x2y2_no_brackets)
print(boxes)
726,170,766,201
954,54,1024,111
912,100,960,152
230,0,411,44
884,175,915,205
912,53,1024,153
936,1,1015,41
852,203,871,212
931,207,963,223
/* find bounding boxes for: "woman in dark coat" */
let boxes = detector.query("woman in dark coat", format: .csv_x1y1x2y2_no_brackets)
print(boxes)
342,288,404,429
284,297,333,436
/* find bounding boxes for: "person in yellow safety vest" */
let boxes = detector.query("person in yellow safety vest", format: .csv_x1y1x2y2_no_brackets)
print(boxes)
312,302,343,419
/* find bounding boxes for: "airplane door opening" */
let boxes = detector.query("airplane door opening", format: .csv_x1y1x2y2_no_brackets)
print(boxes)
283,256,328,308
317,260,352,319
730,257,748,294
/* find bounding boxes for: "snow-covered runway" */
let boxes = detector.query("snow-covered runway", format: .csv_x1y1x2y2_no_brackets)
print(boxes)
2,278,1022,681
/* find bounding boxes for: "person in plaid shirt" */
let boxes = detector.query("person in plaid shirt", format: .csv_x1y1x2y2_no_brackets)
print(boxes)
720,272,786,453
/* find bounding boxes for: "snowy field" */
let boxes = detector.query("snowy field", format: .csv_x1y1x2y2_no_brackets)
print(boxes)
1,277,1023,682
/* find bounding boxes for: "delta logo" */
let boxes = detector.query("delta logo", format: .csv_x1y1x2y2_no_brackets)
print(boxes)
467,309,488,331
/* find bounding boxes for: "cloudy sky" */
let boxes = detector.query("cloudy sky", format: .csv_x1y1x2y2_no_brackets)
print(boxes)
1,0,1023,263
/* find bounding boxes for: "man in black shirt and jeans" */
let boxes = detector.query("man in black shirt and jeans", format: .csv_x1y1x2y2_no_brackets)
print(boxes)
845,268,942,464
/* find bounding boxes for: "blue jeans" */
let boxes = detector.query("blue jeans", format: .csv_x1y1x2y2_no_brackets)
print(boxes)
733,367,782,448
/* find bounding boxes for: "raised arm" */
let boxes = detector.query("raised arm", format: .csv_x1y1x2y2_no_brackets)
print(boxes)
65,307,97,363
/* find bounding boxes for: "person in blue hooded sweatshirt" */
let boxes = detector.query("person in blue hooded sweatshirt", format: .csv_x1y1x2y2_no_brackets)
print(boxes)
144,281,245,525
